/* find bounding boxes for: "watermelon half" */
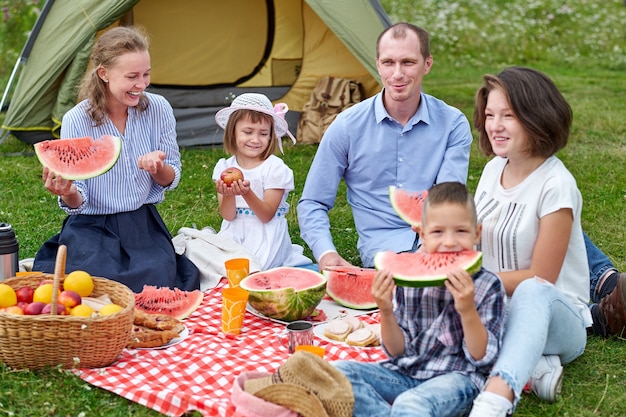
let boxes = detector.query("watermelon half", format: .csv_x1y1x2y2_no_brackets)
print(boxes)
323,266,377,310
34,135,122,180
389,186,428,227
373,250,482,288
239,267,326,322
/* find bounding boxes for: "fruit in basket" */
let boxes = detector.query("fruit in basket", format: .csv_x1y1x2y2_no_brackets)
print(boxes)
389,186,428,227
99,303,123,316
373,250,483,287
34,135,122,180
3,305,24,315
323,266,377,310
70,304,95,317
0,284,17,308
42,303,68,315
15,286,35,304
135,285,204,319
239,267,327,322
33,283,60,304
58,290,81,309
24,301,46,315
63,270,94,297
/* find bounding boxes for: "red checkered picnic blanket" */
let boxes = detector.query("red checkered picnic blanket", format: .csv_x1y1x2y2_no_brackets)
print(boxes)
75,279,386,416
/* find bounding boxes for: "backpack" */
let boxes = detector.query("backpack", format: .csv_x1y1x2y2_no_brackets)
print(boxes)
296,76,362,144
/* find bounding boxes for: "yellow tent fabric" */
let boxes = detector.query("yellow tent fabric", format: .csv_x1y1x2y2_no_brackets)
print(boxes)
1,0,390,147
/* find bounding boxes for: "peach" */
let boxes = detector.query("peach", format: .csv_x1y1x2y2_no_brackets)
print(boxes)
24,302,46,315
15,286,35,304
42,303,67,315
58,290,81,309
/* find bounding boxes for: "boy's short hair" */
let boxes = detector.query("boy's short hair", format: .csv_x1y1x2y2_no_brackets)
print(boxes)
423,182,477,225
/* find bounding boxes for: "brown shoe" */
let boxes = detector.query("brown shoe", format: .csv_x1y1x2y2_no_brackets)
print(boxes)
596,273,626,337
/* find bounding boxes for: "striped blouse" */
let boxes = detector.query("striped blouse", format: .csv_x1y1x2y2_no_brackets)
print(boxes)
58,92,181,215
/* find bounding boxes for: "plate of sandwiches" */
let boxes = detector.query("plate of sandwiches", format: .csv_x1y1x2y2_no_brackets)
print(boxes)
127,308,188,350
314,316,381,348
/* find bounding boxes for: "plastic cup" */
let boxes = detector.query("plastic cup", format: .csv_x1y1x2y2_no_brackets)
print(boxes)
224,258,250,288
221,287,249,336
294,344,325,359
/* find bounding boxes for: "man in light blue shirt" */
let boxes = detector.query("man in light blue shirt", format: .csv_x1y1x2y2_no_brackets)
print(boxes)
297,23,472,269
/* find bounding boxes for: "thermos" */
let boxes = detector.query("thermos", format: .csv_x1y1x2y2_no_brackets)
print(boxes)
0,223,19,280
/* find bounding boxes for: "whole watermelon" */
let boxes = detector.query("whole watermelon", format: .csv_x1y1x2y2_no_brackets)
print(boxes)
239,267,326,321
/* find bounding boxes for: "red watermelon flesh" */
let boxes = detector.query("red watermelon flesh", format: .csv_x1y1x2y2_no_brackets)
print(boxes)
374,250,482,288
34,135,122,180
323,266,377,310
134,285,204,320
240,267,326,322
389,186,428,227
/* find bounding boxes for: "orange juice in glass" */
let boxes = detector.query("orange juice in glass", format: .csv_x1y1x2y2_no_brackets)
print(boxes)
224,258,249,288
221,287,249,336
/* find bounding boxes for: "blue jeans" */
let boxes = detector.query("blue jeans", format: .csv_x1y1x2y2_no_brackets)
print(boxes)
489,278,587,408
333,360,478,417
584,231,616,302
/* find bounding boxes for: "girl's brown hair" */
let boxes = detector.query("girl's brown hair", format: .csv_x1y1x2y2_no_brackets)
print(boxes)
78,26,150,126
222,110,278,160
474,66,572,158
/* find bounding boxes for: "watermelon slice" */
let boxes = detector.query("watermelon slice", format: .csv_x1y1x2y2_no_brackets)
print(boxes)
240,267,326,322
134,285,204,319
389,186,428,227
373,250,482,287
34,135,122,180
323,266,377,310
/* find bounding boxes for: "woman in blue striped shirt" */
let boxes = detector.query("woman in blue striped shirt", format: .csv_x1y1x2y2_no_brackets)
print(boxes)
33,26,199,293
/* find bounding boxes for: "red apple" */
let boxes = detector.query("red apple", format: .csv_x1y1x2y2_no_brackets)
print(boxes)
15,286,35,304
58,290,81,309
42,303,67,315
24,301,46,315
220,167,244,186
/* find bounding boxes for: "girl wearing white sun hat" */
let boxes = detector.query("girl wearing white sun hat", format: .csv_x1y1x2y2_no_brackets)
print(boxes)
212,93,310,270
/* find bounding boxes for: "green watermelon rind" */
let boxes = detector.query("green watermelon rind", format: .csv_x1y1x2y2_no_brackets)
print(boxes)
373,251,482,288
34,135,122,180
389,185,428,227
240,267,327,322
322,267,378,310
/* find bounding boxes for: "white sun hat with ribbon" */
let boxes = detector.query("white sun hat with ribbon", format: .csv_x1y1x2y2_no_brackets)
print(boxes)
215,93,296,153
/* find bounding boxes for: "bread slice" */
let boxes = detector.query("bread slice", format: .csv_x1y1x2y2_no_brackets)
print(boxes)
323,318,352,341
133,308,184,331
343,316,364,332
345,327,378,347
127,325,183,348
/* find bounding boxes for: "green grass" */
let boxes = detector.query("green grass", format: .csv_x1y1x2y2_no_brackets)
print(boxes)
1,0,626,416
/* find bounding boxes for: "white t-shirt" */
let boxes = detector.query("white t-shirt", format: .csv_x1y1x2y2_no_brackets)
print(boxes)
475,155,592,327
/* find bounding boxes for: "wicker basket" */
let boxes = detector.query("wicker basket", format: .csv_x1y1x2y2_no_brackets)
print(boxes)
0,245,135,370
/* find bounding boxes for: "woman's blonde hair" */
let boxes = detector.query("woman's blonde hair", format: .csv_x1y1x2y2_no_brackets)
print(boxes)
78,26,150,126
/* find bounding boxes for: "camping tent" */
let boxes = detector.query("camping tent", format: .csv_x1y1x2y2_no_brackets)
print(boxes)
0,0,391,147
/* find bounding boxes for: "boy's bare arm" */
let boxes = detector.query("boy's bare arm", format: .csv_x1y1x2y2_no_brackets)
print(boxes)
445,268,488,360
372,269,406,356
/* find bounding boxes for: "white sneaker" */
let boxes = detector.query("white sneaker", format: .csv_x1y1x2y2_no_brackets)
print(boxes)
529,355,563,402
468,392,511,417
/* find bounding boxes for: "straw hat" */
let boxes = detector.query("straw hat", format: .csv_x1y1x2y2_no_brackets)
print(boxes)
243,351,354,417
215,93,296,152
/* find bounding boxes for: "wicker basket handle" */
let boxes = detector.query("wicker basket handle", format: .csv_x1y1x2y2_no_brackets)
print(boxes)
51,244,67,315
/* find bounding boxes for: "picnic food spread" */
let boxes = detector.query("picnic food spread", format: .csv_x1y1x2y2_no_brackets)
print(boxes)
128,308,186,349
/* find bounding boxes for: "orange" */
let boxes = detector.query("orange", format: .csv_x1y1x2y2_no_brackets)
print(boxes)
99,303,123,316
70,304,95,317
33,283,59,304
63,270,94,297
0,284,17,308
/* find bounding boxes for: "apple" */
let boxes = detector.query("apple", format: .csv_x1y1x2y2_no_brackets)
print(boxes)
220,167,244,186
42,303,67,315
15,286,35,304
17,301,29,311
58,290,81,309
3,305,23,315
24,301,46,315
